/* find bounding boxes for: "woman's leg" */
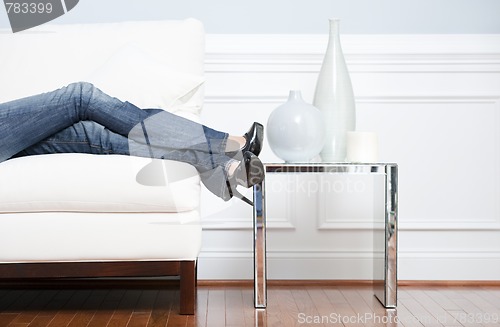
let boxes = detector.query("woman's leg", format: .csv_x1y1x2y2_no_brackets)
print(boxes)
3,85,240,201
11,121,132,158
12,117,235,175
0,82,229,163
11,119,239,200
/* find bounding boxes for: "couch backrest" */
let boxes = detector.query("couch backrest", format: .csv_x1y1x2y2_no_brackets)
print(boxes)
0,19,205,115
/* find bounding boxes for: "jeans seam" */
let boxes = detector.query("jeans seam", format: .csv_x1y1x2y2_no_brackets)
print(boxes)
36,140,116,154
219,134,229,154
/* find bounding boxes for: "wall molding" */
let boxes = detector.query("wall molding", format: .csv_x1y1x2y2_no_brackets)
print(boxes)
400,222,500,231
206,34,500,55
201,221,500,231
206,34,500,73
199,249,500,259
198,249,500,280
201,219,295,230
205,94,500,105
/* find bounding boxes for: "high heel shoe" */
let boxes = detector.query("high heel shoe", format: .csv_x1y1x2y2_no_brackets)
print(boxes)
199,152,264,206
226,151,265,206
226,122,264,157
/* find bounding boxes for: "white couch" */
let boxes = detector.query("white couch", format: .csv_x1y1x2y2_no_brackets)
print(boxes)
0,19,205,314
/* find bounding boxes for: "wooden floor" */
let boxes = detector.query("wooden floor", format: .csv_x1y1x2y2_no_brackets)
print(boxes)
1,284,499,327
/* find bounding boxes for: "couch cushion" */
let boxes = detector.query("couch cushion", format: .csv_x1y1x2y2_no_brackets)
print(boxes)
0,211,202,262
0,153,200,213
86,45,205,110
0,18,205,115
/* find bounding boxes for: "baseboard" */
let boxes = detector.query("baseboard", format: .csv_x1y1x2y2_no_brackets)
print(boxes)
199,279,500,287
1,278,499,289
398,280,500,287
198,279,375,288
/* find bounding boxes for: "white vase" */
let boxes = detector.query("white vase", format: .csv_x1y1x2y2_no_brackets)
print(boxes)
313,18,356,162
267,90,325,163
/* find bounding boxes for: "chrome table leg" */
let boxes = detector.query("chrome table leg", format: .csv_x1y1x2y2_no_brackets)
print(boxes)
253,180,267,309
375,164,398,308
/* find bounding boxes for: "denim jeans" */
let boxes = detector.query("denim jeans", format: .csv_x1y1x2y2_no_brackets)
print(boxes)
0,82,236,200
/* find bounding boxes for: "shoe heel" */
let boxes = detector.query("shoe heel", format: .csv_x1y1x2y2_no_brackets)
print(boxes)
233,189,254,206
236,153,264,188
226,180,254,206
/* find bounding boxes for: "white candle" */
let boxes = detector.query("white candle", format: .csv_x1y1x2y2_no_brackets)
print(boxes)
346,131,379,163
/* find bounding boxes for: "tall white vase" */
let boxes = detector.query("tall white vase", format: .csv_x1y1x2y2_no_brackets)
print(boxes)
313,18,356,162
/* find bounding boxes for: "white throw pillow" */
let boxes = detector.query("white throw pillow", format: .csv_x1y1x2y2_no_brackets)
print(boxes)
86,45,205,111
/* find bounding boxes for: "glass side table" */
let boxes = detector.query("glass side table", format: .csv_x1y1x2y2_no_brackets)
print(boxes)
252,163,398,309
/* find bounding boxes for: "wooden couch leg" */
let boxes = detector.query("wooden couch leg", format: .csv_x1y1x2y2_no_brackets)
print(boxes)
179,260,196,315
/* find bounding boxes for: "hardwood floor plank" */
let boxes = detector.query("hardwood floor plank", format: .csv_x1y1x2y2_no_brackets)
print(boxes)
134,290,159,314
424,289,463,311
225,288,245,327
342,287,386,327
0,313,19,326
1,283,500,327
4,291,40,314
265,286,285,327
205,288,225,327
166,290,188,327
292,288,327,327
46,290,92,327
483,288,500,308
128,312,153,327
185,315,196,327
322,287,364,327
66,289,110,327
186,290,200,327
243,288,264,327
147,290,174,327
398,290,444,327
472,288,500,313
240,289,260,327
87,289,129,327
106,290,143,327
0,290,26,313
125,290,158,327
302,288,334,327
410,289,461,326
7,290,59,326
356,287,403,327
29,290,76,327
278,288,304,326
447,289,496,327
6,323,30,327
193,288,208,327
395,301,426,327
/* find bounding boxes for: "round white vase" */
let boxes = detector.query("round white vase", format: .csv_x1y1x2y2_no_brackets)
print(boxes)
266,90,325,163
313,18,356,162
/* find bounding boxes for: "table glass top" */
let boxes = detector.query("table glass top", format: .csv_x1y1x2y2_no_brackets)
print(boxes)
263,162,397,173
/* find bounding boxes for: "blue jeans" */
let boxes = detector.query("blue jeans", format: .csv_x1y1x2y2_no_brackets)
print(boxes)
0,82,235,200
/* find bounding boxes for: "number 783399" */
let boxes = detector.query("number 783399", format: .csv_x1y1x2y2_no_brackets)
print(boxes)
5,2,53,14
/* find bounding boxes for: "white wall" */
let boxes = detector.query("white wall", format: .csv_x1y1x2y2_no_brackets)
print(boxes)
1,0,500,34
197,33,500,281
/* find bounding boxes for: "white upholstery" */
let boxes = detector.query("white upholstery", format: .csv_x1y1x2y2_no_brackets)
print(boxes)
0,19,205,263
0,213,202,262
0,154,200,213
0,19,205,114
